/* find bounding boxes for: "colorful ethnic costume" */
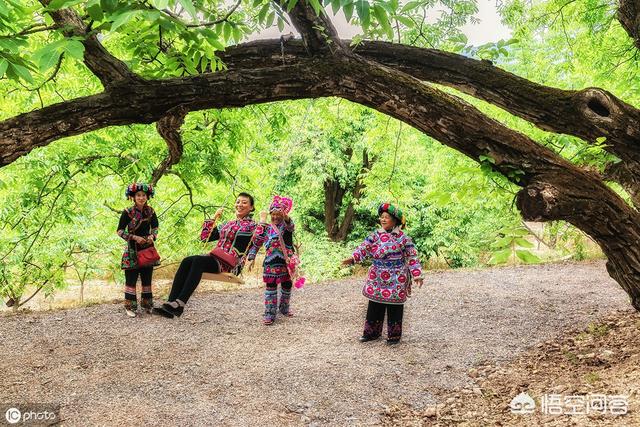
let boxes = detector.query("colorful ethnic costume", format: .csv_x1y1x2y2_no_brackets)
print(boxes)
154,214,258,318
248,195,296,324
352,203,422,342
116,183,159,313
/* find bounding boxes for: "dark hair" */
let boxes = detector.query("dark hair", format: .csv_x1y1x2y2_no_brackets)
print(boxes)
237,192,255,212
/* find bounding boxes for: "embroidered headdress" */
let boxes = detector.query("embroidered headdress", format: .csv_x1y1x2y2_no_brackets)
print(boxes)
269,195,293,215
125,182,155,199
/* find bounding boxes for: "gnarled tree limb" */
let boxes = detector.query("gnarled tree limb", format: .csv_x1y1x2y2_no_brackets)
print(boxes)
151,105,189,186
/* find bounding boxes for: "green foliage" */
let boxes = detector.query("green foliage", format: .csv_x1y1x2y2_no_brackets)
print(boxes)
488,225,541,265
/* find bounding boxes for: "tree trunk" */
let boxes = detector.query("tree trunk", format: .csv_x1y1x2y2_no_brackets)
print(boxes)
517,180,640,310
618,0,640,50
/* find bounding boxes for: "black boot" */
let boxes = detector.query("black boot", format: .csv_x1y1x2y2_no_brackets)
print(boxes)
153,302,183,318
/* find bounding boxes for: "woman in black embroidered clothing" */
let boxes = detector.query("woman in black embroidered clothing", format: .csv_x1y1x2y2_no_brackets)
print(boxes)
154,192,259,319
116,183,159,318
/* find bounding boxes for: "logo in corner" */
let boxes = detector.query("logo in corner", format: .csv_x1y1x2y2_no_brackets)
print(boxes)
510,392,536,414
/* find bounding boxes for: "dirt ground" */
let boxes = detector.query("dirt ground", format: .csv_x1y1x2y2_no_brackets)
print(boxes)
0,260,636,426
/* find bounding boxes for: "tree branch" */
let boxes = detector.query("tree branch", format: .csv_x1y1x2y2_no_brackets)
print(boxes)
618,0,640,50
151,105,189,185
185,0,242,28
219,39,640,179
279,0,347,54
38,0,142,88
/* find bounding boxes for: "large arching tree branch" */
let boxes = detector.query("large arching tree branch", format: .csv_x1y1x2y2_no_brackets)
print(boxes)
0,60,338,165
220,40,640,174
7,38,640,171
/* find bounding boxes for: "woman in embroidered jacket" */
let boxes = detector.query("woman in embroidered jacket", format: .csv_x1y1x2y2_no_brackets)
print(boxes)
116,183,159,317
247,195,296,325
342,203,423,344
154,193,258,319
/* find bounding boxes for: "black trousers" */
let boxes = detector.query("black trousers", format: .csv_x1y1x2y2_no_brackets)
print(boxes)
124,267,153,304
363,300,404,340
168,255,220,303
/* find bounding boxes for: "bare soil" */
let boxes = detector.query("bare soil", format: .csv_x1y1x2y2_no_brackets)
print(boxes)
0,260,636,426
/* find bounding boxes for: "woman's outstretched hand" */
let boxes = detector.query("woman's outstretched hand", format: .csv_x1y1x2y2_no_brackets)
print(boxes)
259,211,268,223
213,208,224,222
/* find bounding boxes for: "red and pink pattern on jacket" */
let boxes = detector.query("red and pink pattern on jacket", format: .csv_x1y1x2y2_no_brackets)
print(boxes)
352,229,422,304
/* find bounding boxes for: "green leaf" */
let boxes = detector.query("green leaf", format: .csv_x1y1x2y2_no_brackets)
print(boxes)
491,236,513,249
595,136,607,144
489,248,511,265
355,0,370,28
515,250,540,264
479,154,496,164
34,46,62,72
64,39,85,59
144,9,161,21
0,59,8,78
87,4,104,21
177,0,197,19
111,10,139,31
232,26,242,43
266,11,275,27
223,21,232,42
47,0,83,10
100,0,117,12
343,2,354,21
514,237,534,248
331,0,340,15
511,228,529,237
308,0,322,14
395,15,413,28
277,17,285,32
208,37,225,51
373,4,391,34
152,0,169,8
258,3,270,23
9,63,34,84
400,0,420,13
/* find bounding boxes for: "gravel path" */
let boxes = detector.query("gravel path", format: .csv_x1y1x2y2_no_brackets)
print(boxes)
0,261,631,426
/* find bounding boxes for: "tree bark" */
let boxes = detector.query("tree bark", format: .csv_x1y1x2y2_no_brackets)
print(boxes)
151,105,189,186
618,0,640,50
220,40,640,183
38,0,143,88
335,150,373,241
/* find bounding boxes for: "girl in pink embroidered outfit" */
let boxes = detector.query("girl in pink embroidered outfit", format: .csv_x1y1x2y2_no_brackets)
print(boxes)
342,203,423,344
248,195,296,325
